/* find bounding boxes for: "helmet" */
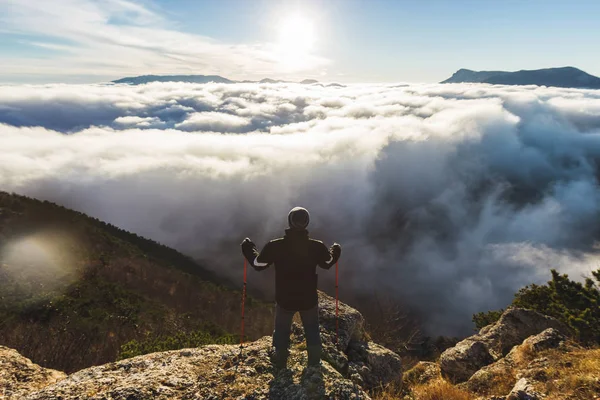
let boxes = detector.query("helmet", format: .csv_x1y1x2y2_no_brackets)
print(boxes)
288,207,310,230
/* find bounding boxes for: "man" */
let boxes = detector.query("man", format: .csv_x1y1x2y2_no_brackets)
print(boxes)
241,206,341,370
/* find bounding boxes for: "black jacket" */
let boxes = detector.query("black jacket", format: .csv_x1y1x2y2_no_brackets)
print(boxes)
243,229,339,311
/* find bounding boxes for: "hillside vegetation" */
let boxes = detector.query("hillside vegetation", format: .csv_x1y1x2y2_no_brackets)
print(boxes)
0,191,272,373
473,268,600,345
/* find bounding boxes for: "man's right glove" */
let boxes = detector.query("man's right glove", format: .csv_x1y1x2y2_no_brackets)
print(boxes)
241,238,257,261
331,242,341,262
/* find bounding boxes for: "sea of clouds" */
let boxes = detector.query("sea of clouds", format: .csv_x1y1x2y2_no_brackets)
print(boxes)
2,81,600,335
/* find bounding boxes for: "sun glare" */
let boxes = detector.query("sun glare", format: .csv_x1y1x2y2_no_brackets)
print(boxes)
278,15,316,53
276,14,317,70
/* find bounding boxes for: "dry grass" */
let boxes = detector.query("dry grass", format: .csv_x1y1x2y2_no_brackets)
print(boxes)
511,341,536,365
372,382,403,400
468,368,517,397
543,348,600,400
382,344,600,400
411,379,471,400
402,362,441,387
374,378,471,400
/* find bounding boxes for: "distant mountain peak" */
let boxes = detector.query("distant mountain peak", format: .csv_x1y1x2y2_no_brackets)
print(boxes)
112,75,320,85
441,67,600,89
112,75,234,85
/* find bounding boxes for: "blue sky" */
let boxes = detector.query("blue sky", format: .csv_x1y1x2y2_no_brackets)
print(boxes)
1,0,599,83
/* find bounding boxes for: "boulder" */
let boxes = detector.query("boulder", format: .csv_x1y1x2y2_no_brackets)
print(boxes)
440,307,570,383
520,328,565,353
0,346,66,398
347,341,403,390
506,378,542,400
317,291,366,351
440,340,494,384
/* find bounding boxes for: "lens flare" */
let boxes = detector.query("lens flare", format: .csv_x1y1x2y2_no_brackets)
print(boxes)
1,232,79,295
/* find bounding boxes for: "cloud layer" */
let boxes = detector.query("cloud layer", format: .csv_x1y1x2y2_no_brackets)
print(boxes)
2,81,600,335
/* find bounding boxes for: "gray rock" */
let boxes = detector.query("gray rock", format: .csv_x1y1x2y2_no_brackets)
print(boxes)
347,341,403,390
506,378,542,400
440,340,494,383
520,328,565,353
0,346,66,398
440,307,570,383
317,292,366,352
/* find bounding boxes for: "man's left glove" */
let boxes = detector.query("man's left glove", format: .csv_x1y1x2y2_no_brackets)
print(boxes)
331,242,341,261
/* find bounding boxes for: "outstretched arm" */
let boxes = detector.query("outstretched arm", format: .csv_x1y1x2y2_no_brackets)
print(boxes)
241,238,274,271
318,242,341,270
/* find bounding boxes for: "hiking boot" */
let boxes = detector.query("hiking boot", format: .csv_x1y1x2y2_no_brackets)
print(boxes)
307,345,321,368
270,348,289,372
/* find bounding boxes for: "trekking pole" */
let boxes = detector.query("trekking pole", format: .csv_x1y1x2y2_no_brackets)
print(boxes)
335,261,339,345
240,258,247,348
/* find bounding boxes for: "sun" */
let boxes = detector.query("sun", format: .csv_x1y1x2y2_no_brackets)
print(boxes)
277,14,316,53
275,13,317,69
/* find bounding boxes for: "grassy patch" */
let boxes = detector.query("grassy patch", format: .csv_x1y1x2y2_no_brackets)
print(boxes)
383,378,471,400
118,324,237,360
543,348,600,400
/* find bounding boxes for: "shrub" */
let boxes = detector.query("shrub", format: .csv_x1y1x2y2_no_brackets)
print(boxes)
472,309,504,330
474,268,600,344
118,325,237,360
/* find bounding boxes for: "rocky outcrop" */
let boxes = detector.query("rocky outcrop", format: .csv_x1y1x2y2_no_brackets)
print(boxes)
465,328,566,395
26,337,369,400
0,294,402,399
0,346,66,398
440,307,570,383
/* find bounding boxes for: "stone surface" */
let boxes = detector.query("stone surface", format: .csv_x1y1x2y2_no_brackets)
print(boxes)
0,346,66,399
477,308,570,359
506,378,542,400
440,307,570,383
347,341,403,390
317,292,366,352
440,340,494,384
520,328,565,353
465,328,567,395
1,294,402,399
23,337,370,400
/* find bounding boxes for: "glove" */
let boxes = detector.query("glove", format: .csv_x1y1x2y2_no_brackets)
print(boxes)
330,242,341,261
241,238,257,258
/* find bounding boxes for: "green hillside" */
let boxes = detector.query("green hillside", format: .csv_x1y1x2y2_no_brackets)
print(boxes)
0,192,272,373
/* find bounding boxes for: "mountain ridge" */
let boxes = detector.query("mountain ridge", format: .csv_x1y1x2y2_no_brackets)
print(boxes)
112,75,328,85
0,191,273,372
441,66,600,89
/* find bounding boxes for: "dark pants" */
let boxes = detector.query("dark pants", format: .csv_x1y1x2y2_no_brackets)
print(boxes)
273,304,321,366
